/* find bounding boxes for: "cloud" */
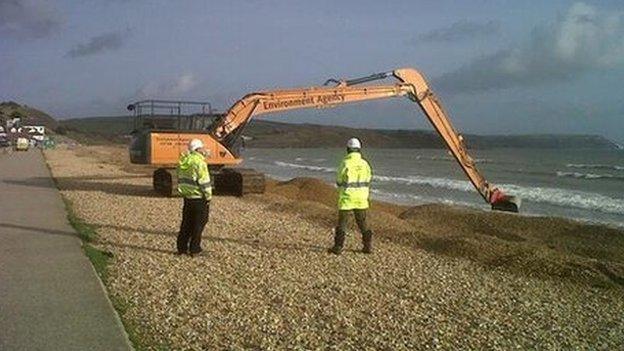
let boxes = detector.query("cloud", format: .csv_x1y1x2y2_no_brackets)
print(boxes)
0,0,63,39
415,20,500,43
67,30,130,58
435,2,624,94
135,74,198,98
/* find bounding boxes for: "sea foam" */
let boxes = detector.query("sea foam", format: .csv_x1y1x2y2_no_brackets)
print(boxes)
372,174,624,215
273,161,624,215
566,163,624,171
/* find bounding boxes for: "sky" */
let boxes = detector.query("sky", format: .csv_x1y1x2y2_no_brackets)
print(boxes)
1,0,623,142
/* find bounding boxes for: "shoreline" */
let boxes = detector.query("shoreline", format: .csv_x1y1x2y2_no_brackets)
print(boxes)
256,176,624,232
268,173,624,230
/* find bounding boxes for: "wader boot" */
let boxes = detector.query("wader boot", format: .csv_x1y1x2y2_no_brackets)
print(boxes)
362,230,373,254
329,228,346,255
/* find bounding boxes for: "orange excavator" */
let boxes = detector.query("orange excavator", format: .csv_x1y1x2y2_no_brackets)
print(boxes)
128,67,520,212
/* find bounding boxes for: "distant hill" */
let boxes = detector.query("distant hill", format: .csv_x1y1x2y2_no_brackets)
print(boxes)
0,101,58,130
60,115,619,149
243,121,619,150
58,115,133,144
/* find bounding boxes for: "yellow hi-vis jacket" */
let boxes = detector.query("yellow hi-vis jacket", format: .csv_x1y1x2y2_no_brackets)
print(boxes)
336,151,372,210
177,151,212,200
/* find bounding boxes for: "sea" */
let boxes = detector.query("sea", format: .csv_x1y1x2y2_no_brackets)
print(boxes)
241,147,624,228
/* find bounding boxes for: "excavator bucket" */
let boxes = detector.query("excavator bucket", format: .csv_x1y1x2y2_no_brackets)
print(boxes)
491,196,521,212
490,190,521,213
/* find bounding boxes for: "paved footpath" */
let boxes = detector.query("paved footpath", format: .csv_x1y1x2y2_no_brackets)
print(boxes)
0,149,131,350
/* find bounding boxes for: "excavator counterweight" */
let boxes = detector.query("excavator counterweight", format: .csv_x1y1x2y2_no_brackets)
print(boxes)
128,68,520,212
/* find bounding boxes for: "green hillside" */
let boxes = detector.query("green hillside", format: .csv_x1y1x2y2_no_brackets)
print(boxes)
59,115,619,149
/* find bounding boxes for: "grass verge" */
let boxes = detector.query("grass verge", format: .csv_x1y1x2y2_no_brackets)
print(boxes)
61,195,150,350
44,149,163,350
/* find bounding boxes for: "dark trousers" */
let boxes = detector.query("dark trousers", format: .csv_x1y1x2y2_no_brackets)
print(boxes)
337,209,369,234
177,198,209,254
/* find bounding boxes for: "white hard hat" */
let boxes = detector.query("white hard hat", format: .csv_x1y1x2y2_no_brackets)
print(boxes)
347,137,361,149
188,138,204,151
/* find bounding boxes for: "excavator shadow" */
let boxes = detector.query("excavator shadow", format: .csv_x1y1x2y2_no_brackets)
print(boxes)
4,175,158,198
208,236,328,253
100,240,175,255
92,223,328,254
95,223,173,236
101,238,328,256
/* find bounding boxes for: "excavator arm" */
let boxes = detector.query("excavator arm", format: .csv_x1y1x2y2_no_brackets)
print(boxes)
211,84,413,142
209,67,520,212
393,69,519,211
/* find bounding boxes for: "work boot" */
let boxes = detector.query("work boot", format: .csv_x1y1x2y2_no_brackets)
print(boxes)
362,230,373,254
189,249,207,258
329,228,346,255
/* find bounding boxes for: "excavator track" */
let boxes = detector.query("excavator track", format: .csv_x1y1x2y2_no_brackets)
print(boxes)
213,168,266,196
153,168,177,197
152,167,265,197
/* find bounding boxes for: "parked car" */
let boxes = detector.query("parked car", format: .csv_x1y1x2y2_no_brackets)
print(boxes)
15,137,29,151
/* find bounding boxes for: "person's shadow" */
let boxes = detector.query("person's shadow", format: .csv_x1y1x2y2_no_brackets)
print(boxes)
3,175,158,198
96,223,328,254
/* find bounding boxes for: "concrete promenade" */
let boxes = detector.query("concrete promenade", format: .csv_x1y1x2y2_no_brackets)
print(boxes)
0,149,131,350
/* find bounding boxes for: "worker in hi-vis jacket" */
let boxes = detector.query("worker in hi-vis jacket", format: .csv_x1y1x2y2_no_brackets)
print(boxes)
176,139,212,257
330,137,374,255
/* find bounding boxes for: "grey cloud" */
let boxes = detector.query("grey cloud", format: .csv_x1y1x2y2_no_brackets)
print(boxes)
435,3,624,94
135,74,198,99
67,30,129,58
0,0,63,39
415,20,500,43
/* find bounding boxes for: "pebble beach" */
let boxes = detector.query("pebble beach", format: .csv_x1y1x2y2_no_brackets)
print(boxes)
44,145,624,350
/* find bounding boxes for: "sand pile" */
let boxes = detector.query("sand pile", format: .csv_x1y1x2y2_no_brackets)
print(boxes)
266,177,338,208
399,205,624,287
43,146,624,350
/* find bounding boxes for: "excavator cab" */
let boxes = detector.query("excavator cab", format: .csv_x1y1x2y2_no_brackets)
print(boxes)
127,99,264,196
127,100,220,164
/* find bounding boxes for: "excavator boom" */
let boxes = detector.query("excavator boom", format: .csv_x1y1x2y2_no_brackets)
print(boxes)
212,85,412,139
393,69,519,211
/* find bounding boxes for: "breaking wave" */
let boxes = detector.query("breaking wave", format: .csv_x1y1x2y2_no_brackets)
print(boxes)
566,163,624,171
274,161,335,173
374,175,473,192
372,174,624,215
370,189,477,208
556,171,624,181
414,155,493,163
293,157,327,163
273,160,624,215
